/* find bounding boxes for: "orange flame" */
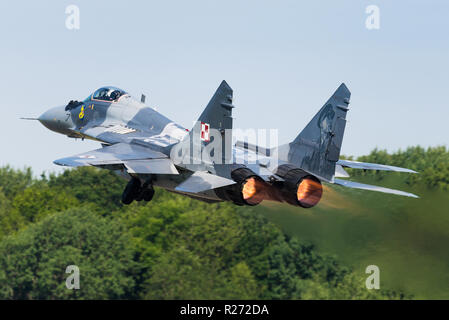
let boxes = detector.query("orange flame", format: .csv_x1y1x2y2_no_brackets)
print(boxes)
241,176,323,208
242,177,285,205
242,177,267,205
296,178,323,207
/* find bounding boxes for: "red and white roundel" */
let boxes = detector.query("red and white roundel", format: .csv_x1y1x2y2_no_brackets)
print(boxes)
200,122,210,142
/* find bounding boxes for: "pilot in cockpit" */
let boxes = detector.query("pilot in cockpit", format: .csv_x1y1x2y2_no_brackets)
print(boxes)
92,87,126,102
109,90,122,101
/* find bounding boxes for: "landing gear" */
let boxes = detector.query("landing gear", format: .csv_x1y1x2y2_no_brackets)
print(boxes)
122,177,141,205
142,187,155,202
122,177,155,205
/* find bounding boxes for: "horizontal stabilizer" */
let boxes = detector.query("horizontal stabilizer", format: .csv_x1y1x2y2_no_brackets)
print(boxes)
54,143,167,167
124,159,178,174
337,159,417,174
175,171,236,193
333,178,419,198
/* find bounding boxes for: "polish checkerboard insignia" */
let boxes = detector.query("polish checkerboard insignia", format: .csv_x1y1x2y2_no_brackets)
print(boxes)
200,122,210,142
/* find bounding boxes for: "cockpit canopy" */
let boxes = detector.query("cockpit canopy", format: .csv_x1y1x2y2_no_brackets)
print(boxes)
85,86,128,102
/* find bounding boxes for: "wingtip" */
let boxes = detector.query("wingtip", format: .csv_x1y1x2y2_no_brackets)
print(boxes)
53,160,69,167
174,186,188,193
403,191,419,198
400,189,420,198
400,168,418,174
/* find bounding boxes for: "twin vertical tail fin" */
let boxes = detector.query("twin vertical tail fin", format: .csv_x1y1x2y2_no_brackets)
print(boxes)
176,81,234,165
281,83,351,181
186,80,234,141
197,80,234,132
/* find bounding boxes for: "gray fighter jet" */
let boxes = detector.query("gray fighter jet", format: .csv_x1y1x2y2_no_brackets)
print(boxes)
33,81,418,207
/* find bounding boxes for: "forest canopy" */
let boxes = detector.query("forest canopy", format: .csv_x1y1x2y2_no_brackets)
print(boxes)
0,145,446,299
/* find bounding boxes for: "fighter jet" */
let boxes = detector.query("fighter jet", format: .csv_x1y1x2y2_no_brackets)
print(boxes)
33,81,418,207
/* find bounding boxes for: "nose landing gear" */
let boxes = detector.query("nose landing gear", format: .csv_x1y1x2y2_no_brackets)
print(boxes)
122,177,155,205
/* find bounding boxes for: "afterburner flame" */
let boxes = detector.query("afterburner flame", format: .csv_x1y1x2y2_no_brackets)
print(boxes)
296,177,323,208
242,177,266,205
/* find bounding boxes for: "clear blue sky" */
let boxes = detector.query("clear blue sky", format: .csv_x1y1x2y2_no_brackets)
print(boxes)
1,0,448,174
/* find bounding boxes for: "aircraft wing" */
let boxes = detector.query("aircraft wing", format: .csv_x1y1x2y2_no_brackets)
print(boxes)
74,122,188,148
332,178,418,198
336,159,417,173
54,142,179,174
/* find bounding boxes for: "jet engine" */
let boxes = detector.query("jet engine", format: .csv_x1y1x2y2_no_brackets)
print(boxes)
215,165,323,208
275,164,323,208
215,167,267,206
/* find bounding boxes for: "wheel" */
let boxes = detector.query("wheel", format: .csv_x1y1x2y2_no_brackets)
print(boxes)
143,187,155,202
135,192,144,201
122,178,141,205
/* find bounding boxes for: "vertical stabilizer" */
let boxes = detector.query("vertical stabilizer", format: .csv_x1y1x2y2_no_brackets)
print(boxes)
174,81,234,167
278,83,351,181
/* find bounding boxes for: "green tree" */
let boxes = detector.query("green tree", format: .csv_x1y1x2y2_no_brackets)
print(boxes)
224,262,260,299
12,184,79,222
0,165,415,300
144,246,217,299
0,190,25,240
48,167,126,213
348,146,449,191
0,207,136,299
144,247,260,300
0,166,33,199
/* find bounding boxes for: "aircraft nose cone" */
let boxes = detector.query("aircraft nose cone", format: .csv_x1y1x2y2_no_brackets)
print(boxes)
38,105,73,133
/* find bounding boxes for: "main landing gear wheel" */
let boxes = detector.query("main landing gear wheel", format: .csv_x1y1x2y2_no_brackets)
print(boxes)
122,177,141,205
121,178,155,205
142,187,155,202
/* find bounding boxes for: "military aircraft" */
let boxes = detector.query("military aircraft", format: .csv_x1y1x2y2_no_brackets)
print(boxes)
32,81,418,207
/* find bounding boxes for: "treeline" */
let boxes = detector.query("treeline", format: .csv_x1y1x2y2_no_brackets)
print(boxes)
0,145,437,299
343,146,449,191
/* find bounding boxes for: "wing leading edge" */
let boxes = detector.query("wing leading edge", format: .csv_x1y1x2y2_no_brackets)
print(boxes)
53,143,179,175
337,159,417,174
